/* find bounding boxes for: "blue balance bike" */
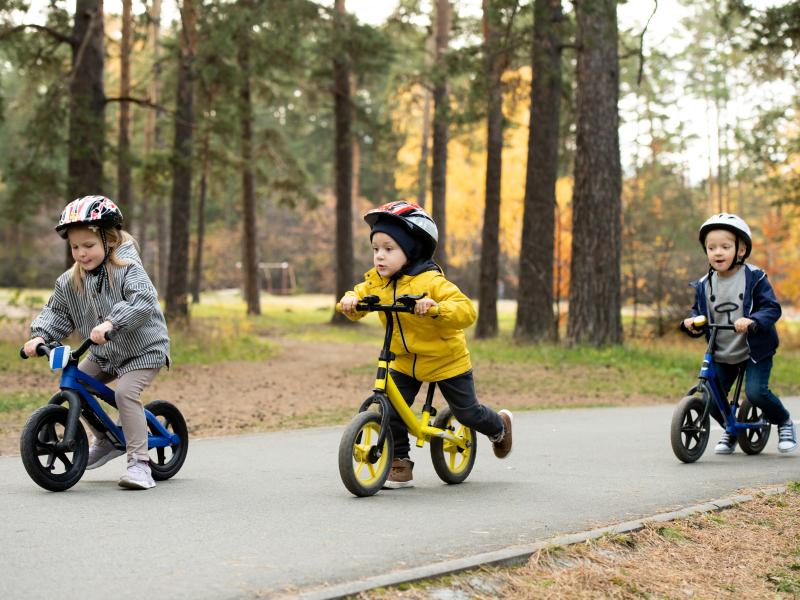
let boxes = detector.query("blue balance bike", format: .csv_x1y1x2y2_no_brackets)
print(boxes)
670,315,770,463
19,333,188,491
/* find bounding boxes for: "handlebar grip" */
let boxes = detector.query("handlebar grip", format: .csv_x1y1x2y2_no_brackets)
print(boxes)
19,343,48,359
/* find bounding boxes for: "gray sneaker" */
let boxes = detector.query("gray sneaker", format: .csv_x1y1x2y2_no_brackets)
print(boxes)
714,431,737,455
86,438,124,470
118,459,156,490
777,420,798,453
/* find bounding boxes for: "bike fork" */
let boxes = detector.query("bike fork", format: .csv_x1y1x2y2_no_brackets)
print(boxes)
47,390,82,451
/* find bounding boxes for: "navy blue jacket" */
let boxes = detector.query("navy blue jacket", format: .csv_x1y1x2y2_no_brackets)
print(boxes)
688,264,781,363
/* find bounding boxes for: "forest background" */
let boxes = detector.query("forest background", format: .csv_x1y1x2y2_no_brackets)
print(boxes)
0,0,797,345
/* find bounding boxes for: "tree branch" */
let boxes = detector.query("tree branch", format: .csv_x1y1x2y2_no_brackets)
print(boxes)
0,23,75,46
637,0,658,86
105,95,170,113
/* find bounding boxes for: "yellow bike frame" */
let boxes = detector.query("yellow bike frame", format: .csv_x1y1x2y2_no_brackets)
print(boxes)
373,357,469,451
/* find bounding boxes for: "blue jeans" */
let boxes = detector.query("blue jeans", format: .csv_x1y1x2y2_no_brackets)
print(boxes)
388,369,504,460
711,357,789,426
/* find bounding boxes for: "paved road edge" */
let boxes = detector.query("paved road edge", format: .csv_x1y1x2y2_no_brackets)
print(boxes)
293,485,787,600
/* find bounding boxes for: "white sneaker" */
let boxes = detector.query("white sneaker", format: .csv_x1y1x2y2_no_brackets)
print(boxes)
86,438,124,470
714,432,737,455
118,459,156,490
777,420,798,453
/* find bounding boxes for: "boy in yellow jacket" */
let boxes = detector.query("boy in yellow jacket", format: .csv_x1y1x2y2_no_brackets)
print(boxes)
340,201,512,488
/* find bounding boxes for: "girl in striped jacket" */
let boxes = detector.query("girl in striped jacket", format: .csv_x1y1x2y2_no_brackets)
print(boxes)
23,196,170,490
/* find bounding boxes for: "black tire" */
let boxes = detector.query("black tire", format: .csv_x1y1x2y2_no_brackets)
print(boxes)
20,404,88,491
670,393,710,463
430,407,477,484
338,411,392,497
737,397,771,455
145,400,189,481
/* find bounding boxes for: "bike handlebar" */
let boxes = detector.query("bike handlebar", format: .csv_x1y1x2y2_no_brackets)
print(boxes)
336,294,439,317
20,329,117,360
682,314,755,336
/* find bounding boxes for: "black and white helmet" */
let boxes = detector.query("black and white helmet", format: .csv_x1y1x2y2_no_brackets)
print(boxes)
364,201,438,260
698,213,752,261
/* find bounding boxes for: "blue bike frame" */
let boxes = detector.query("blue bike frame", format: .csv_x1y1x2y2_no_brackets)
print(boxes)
54,362,179,451
696,324,770,436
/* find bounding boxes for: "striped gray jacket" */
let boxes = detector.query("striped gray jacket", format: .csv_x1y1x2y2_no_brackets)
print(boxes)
30,242,170,376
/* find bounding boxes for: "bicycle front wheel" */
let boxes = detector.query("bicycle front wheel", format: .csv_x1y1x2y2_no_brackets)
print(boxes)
338,411,392,497
670,392,710,463
20,404,88,491
430,407,476,484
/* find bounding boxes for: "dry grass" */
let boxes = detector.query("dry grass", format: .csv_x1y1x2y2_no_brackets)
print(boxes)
364,484,800,599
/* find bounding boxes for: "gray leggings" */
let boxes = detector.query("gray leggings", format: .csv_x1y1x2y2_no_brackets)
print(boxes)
78,358,160,463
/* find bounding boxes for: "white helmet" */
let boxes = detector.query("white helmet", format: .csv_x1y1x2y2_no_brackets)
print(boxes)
698,213,752,261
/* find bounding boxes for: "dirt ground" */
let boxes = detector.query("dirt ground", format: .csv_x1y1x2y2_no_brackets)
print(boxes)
0,337,372,455
1,328,675,457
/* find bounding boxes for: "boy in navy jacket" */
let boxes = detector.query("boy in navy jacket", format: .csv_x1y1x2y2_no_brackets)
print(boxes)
682,213,796,454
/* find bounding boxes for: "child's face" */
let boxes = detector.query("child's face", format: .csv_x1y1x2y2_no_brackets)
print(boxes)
68,226,105,271
372,232,407,278
705,229,745,272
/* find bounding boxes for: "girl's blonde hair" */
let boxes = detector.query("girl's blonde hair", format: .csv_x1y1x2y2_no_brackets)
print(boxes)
68,226,140,292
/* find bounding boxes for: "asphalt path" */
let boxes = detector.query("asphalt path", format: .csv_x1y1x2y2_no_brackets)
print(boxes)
1,398,799,599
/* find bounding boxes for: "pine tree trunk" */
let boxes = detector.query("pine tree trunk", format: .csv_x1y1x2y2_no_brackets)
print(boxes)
117,0,133,223
191,128,210,304
476,0,504,339
514,0,563,343
431,0,451,271
142,0,163,281
332,0,354,325
416,84,432,207
165,0,197,323
238,35,260,316
567,0,622,346
67,0,105,268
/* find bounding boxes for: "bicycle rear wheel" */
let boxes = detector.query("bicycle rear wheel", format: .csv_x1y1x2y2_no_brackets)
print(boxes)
736,397,771,455
430,407,476,484
145,400,189,480
338,411,392,497
670,392,710,463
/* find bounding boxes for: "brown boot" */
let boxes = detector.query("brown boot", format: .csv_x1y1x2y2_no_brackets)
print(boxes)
383,458,414,489
492,410,513,458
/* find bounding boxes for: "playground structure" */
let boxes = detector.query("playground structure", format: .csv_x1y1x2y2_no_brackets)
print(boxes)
259,261,296,295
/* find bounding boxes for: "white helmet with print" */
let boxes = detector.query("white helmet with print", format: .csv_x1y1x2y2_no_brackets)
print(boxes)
698,213,752,264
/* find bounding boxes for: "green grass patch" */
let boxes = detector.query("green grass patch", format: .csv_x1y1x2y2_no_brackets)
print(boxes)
0,391,50,414
657,526,690,541
766,569,800,594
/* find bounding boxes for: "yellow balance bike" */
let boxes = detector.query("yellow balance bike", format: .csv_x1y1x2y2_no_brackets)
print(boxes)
336,294,476,497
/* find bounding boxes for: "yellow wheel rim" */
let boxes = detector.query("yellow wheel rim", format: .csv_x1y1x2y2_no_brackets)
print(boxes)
351,420,390,486
441,417,473,474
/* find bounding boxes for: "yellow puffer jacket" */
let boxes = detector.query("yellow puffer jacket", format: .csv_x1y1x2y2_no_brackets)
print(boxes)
345,267,476,381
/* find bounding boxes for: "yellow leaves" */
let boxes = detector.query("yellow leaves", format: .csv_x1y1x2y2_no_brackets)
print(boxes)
392,67,565,269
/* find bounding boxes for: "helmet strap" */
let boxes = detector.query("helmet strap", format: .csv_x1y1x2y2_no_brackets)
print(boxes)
92,228,111,293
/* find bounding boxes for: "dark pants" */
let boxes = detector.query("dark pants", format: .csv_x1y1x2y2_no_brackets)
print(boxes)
711,357,789,427
388,369,504,460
